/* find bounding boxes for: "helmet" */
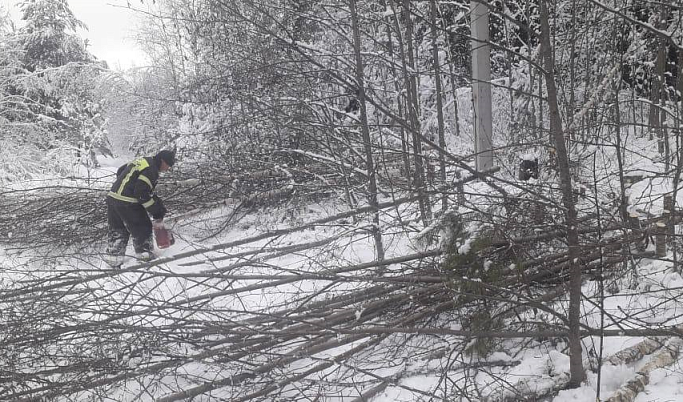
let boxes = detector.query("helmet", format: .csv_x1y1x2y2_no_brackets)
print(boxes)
155,150,175,167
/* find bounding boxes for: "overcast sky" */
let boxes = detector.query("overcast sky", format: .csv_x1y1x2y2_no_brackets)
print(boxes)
2,0,149,70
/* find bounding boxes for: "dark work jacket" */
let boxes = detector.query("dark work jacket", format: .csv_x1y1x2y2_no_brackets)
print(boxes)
107,156,167,219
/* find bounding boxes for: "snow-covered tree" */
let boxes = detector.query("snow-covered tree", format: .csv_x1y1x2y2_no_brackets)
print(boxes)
17,0,90,70
0,0,110,174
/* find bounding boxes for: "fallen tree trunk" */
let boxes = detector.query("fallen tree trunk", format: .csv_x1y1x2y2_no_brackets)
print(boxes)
606,337,683,402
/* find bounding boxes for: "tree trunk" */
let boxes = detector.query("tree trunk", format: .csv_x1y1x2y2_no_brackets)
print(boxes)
402,0,432,225
349,0,385,263
430,0,447,212
670,42,683,272
539,0,585,387
382,0,412,181
649,6,668,147
440,4,464,204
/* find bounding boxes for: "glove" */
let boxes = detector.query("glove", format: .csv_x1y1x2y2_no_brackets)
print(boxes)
153,219,165,230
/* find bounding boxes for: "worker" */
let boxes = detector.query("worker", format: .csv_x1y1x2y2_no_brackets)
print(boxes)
104,150,174,267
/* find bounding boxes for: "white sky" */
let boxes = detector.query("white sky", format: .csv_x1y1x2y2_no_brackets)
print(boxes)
2,0,149,70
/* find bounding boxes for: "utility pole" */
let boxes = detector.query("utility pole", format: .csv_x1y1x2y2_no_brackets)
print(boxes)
470,0,493,172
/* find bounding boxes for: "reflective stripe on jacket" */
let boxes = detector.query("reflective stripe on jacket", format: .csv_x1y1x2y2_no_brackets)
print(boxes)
107,157,166,219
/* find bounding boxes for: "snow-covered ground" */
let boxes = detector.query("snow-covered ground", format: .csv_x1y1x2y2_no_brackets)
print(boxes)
3,154,683,401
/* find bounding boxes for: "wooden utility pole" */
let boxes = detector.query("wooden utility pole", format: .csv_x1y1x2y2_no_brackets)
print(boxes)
470,0,493,172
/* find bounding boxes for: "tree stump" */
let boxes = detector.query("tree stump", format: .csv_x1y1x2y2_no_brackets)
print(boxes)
655,221,667,257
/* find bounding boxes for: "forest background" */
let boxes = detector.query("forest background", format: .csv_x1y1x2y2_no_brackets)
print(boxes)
2,0,683,401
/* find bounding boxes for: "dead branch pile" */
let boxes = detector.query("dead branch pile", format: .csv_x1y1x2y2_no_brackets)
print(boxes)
0,236,454,401
0,167,673,401
0,163,337,250
0,154,407,251
0,186,107,249
0,190,665,402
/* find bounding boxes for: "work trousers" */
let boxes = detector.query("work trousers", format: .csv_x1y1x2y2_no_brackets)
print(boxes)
106,197,153,256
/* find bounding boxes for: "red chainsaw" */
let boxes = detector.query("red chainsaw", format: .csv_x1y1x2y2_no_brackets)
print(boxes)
154,221,175,249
